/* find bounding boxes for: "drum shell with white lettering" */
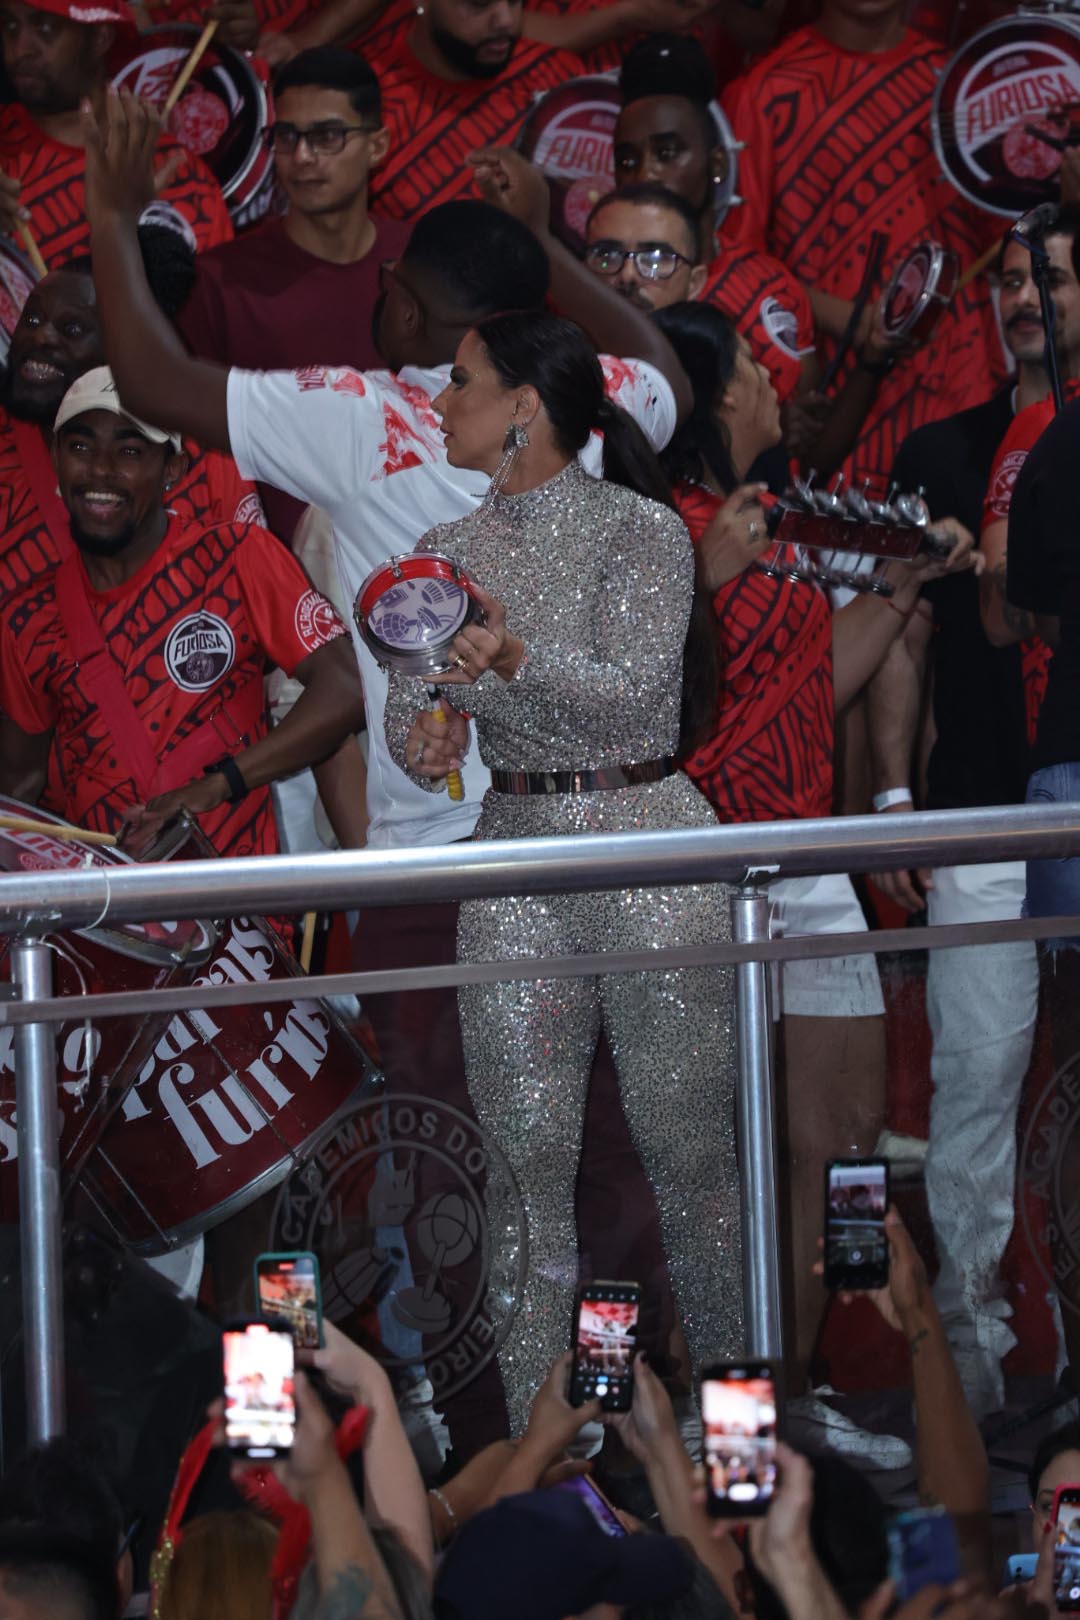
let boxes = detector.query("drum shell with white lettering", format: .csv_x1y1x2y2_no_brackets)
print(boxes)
0,799,374,1252
932,13,1080,216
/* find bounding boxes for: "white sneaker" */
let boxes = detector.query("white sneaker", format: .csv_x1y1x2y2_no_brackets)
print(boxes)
786,1388,912,1471
397,1376,451,1479
672,1394,703,1463
567,1419,605,1460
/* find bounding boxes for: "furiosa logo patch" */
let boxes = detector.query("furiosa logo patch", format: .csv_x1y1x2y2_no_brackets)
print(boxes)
164,611,235,691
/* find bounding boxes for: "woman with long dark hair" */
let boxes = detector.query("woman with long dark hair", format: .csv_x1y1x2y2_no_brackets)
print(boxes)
383,310,741,1432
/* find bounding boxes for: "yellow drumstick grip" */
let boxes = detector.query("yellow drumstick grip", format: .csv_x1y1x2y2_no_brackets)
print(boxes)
430,699,464,802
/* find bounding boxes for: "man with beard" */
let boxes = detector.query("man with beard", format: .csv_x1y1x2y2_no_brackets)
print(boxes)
178,47,409,541
0,224,261,607
0,0,232,266
0,366,365,859
867,208,1080,1418
362,0,585,221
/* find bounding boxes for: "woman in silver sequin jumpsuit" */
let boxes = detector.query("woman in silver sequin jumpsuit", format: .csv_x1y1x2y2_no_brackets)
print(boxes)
384,312,742,1433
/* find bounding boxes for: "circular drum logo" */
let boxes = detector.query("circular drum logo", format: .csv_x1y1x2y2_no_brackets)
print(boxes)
269,1093,527,1400
1020,1054,1080,1319
164,611,235,692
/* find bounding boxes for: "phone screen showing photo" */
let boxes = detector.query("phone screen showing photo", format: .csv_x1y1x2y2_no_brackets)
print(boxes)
223,1323,296,1459
1055,1499,1080,1610
702,1365,778,1518
256,1252,321,1349
825,1159,889,1290
556,1474,628,1538
570,1284,640,1411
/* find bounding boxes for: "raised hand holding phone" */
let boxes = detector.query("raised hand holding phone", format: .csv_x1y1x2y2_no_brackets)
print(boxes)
824,1158,890,1292
702,1362,778,1518
254,1251,323,1349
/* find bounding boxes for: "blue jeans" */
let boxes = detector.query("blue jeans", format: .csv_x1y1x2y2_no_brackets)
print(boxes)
1026,764,1080,948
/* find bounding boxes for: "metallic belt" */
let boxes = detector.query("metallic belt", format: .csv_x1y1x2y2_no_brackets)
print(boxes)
489,757,677,796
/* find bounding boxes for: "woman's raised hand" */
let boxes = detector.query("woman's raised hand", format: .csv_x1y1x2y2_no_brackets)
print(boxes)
695,484,771,594
405,702,468,781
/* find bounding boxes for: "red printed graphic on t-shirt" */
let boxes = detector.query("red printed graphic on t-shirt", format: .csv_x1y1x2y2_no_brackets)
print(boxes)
0,519,345,856
722,25,1003,483
675,482,834,822
0,103,232,272
701,247,815,404
367,32,586,221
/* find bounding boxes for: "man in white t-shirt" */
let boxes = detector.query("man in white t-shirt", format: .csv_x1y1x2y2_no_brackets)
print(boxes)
85,102,693,1453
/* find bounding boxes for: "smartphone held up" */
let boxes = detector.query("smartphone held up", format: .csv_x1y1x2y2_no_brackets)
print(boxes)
223,1321,296,1460
254,1250,323,1349
702,1362,778,1517
824,1157,890,1291
1054,1486,1080,1610
569,1281,641,1411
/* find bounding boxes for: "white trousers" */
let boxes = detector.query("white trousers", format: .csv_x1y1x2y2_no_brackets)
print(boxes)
924,861,1039,1370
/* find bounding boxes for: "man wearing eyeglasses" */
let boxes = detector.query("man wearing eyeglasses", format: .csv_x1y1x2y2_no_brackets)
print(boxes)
583,183,815,413
178,45,409,543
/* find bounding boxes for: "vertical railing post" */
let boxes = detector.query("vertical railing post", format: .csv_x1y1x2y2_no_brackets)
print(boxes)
731,885,784,1360
11,938,65,1439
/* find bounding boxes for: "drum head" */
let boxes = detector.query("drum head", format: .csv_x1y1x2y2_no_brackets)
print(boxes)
0,795,216,967
933,12,1080,216
881,242,951,338
355,553,479,677
0,239,38,369
112,26,269,211
518,74,622,251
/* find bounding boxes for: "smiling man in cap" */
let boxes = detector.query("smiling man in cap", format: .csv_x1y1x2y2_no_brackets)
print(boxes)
0,363,364,861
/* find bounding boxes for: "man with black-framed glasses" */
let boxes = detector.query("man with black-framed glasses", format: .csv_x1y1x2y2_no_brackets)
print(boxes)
178,44,409,542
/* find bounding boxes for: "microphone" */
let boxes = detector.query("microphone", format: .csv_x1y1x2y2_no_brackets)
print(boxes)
1009,202,1061,247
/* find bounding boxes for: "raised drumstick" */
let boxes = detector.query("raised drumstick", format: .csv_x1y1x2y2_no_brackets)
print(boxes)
957,240,1001,292
299,910,317,972
163,19,218,116
0,812,116,846
16,220,46,279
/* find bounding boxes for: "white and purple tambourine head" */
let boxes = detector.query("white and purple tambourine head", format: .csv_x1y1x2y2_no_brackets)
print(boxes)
353,552,484,677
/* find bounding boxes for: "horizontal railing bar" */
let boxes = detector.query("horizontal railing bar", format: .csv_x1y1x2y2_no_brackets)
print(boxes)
1,912,1076,1028
1,804,1080,938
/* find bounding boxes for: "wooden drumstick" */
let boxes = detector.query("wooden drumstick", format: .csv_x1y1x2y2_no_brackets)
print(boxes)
0,812,116,846
16,220,46,280
163,19,218,116
299,910,317,972
957,240,1001,292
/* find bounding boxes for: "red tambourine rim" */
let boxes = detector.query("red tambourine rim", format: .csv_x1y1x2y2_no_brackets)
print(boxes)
355,553,476,627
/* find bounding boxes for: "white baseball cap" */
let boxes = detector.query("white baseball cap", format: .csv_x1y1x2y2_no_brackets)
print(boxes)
54,366,182,452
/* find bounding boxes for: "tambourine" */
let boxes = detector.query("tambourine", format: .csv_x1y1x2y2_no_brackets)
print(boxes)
353,552,484,677
932,10,1080,217
880,241,959,344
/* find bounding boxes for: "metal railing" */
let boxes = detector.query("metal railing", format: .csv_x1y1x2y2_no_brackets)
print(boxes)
5,801,1080,1442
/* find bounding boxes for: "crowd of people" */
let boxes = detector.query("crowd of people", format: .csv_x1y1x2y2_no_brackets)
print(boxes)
2,0,1080,1611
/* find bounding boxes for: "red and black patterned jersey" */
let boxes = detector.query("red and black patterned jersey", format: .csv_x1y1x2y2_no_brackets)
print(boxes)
700,246,814,405
0,517,344,856
0,103,232,268
158,0,306,29
721,25,1003,485
0,411,263,602
367,30,587,220
675,481,834,821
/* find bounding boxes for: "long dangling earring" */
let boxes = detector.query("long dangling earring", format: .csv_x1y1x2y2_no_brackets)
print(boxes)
483,420,529,507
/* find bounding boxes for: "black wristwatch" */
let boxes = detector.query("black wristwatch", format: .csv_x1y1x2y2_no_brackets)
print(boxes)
204,755,249,804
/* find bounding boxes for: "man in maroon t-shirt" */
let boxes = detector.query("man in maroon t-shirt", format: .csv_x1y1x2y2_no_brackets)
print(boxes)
178,47,409,539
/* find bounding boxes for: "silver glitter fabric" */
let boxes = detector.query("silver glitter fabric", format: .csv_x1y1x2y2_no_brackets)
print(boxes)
385,461,741,1434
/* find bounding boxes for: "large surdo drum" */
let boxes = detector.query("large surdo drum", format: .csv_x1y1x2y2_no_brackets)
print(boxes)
0,797,373,1254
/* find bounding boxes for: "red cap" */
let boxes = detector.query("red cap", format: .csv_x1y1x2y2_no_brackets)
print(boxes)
24,0,136,24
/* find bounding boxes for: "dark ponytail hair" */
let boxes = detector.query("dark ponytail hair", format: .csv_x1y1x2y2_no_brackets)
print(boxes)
652,301,740,492
474,309,718,751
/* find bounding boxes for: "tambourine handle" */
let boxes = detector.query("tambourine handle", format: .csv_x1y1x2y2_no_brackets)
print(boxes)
429,699,464,802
